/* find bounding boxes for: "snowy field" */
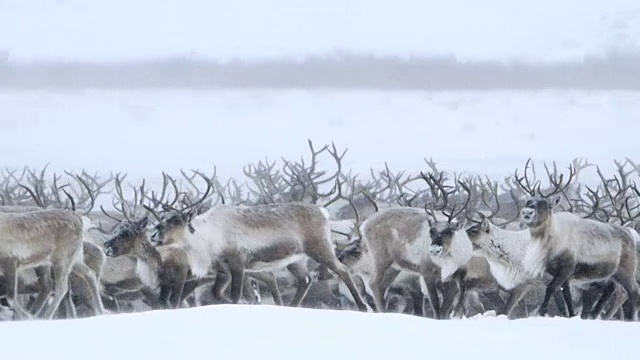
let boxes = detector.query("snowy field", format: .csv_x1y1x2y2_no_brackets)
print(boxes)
2,89,640,360
0,305,637,359
1,89,639,192
0,0,639,62
2,1,640,358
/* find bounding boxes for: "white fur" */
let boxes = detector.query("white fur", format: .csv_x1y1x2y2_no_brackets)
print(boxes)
522,241,548,279
471,222,536,290
183,203,332,279
247,254,307,272
625,227,640,246
135,260,160,289
429,231,474,281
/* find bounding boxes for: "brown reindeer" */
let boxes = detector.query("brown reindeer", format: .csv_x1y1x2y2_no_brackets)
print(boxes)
0,209,103,319
516,161,640,320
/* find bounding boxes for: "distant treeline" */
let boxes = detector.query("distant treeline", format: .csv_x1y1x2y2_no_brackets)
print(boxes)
1,52,640,90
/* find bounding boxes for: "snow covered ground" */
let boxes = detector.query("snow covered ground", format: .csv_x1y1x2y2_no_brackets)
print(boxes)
2,88,640,356
1,89,639,192
1,0,639,62
1,304,638,359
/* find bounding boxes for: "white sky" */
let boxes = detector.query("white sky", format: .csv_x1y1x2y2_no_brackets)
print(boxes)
1,0,639,62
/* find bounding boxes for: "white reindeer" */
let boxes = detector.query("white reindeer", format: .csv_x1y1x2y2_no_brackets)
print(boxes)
147,201,370,311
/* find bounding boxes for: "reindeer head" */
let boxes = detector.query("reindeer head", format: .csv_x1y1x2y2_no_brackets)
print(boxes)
144,171,214,245
104,216,149,257
466,217,498,249
514,158,576,229
422,174,472,257
427,217,467,257
520,195,562,228
150,208,197,246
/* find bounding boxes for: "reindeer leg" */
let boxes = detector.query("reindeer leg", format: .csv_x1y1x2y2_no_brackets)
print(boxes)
552,289,568,317
502,283,531,318
589,282,616,319
42,262,73,320
579,285,599,319
613,270,640,321
60,290,78,319
248,272,283,306
211,266,233,304
164,263,189,309
2,260,31,320
539,265,574,317
368,261,393,312
482,290,506,313
30,265,53,317
561,281,575,317
409,287,425,316
452,270,468,318
228,268,246,304
70,262,105,316
602,284,627,320
179,278,205,308
285,261,312,307
311,253,369,311
423,279,441,319
439,280,459,319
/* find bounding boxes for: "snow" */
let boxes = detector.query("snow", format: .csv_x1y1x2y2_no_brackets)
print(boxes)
1,89,638,194
0,0,639,62
2,77,640,357
0,304,636,359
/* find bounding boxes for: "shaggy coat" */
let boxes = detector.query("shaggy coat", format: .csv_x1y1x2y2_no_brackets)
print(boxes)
0,209,102,319
520,196,640,319
155,202,369,311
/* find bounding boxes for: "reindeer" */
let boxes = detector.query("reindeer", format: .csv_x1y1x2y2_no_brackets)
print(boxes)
140,171,286,307
0,178,108,319
3,175,110,318
148,200,370,311
0,209,103,319
356,170,477,319
516,161,640,320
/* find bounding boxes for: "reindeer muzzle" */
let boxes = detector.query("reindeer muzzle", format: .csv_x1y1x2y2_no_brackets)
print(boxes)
429,244,444,257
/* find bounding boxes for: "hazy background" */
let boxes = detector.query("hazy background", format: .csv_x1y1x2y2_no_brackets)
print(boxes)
1,0,639,191
1,0,639,90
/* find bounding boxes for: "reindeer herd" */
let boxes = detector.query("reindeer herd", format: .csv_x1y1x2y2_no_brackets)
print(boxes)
1,140,640,322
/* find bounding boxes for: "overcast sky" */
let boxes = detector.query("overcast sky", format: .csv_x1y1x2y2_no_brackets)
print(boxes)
1,0,639,63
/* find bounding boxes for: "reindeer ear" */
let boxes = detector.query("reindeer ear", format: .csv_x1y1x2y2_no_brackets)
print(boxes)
550,195,562,208
453,218,467,231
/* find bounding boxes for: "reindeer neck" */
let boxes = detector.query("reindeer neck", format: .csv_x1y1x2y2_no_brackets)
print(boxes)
448,231,474,264
133,240,162,289
528,217,554,245
133,239,163,269
482,227,530,264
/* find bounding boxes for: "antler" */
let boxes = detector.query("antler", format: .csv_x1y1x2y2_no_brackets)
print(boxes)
514,158,540,197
